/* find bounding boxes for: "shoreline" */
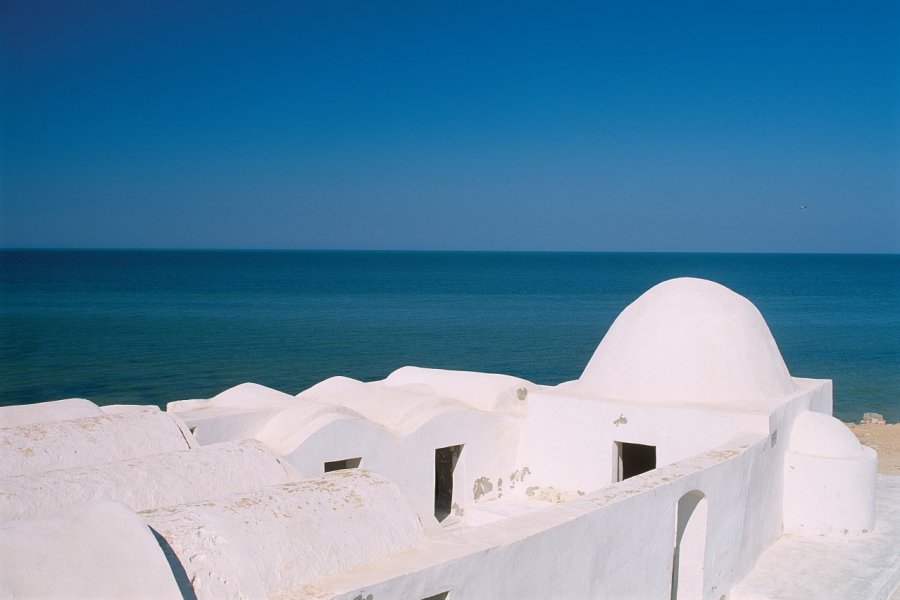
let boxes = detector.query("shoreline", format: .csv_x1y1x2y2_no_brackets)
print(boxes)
846,420,900,476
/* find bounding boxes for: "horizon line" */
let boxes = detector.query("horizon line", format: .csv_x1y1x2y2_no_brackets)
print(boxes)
1,247,898,257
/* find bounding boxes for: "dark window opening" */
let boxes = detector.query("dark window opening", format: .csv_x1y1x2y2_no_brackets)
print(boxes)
423,593,450,600
324,457,362,472
615,442,656,481
434,444,463,522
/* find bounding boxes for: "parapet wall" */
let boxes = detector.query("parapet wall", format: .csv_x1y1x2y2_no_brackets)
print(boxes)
301,432,782,600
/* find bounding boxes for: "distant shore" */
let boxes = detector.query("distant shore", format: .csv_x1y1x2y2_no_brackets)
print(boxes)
847,421,900,475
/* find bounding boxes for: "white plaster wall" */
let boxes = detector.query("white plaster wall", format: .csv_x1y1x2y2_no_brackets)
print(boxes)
308,434,785,600
517,389,763,494
0,440,299,523
259,412,399,480
783,410,877,536
0,410,197,476
0,398,102,427
0,501,182,599
396,410,522,519
143,470,427,599
784,449,877,535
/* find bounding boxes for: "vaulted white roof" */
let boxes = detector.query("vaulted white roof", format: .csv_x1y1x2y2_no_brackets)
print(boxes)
578,277,795,408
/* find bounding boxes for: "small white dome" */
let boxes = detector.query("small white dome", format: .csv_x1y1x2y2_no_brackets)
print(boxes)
788,411,865,458
578,278,795,408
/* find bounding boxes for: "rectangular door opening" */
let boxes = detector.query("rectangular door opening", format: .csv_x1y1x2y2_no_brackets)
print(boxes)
324,457,362,472
434,444,463,522
615,442,656,481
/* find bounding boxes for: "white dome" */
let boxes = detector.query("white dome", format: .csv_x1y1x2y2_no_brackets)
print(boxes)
788,411,865,458
578,278,795,407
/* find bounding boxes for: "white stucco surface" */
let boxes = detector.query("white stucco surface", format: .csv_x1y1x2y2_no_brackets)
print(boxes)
0,397,101,427
255,400,398,478
578,277,796,408
0,409,196,476
167,382,299,445
206,382,296,408
384,366,533,413
733,475,900,600
143,470,427,599
0,501,182,599
299,376,472,435
298,434,784,600
0,440,299,523
789,410,867,457
783,412,877,536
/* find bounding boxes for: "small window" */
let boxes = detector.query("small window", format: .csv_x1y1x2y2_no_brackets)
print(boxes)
324,457,362,472
423,592,449,600
614,442,656,481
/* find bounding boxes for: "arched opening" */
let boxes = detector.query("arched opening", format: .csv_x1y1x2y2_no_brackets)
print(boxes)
671,490,707,600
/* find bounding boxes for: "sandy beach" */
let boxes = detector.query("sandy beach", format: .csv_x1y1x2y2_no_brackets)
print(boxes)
848,421,900,476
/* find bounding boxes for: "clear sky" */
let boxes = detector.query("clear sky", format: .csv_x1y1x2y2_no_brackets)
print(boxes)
1,0,898,252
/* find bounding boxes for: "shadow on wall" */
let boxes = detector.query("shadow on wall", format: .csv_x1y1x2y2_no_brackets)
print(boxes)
150,527,198,600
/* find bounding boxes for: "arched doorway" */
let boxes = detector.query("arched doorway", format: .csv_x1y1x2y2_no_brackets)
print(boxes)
671,490,707,600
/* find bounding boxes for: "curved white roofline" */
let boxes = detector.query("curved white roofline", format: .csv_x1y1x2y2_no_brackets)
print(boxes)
143,470,426,598
0,440,298,523
0,398,102,428
255,397,376,455
788,411,867,458
383,366,532,413
0,410,196,477
577,277,796,409
209,382,296,408
297,376,475,434
0,502,182,599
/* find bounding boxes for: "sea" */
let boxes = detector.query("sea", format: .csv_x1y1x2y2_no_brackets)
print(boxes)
0,250,897,422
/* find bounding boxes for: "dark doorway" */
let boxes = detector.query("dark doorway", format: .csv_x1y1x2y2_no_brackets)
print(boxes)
324,457,362,472
615,442,656,481
434,444,463,522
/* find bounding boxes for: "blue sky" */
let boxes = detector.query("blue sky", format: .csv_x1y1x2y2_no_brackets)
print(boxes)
1,0,898,252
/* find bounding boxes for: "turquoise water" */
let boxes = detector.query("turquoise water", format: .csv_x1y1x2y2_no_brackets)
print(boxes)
1,250,897,422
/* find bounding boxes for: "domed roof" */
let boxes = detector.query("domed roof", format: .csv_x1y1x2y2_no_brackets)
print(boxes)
578,278,795,408
788,412,865,458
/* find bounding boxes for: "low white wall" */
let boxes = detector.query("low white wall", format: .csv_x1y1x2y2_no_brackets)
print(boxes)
0,398,102,428
305,433,785,600
0,410,196,476
143,470,427,600
0,501,182,599
0,440,299,523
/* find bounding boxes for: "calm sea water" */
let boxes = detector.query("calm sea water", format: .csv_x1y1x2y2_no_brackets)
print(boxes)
1,250,897,422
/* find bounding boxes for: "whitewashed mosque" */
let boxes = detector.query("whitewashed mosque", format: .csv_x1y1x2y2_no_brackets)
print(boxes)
1,278,898,599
